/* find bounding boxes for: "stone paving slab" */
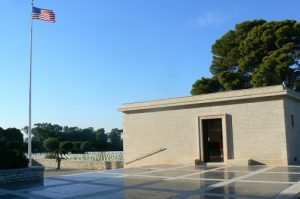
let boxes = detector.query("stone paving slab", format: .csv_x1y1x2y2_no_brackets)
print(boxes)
187,171,246,180
186,193,260,199
245,172,300,182
92,176,163,187
267,167,300,173
85,189,178,199
44,169,95,178
104,167,156,174
171,165,218,171
27,183,115,199
53,172,122,182
143,179,220,191
140,169,201,178
209,181,291,198
140,164,183,169
214,166,266,172
0,164,299,199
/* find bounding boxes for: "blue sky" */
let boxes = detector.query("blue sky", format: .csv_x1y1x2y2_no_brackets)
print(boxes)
1,0,299,131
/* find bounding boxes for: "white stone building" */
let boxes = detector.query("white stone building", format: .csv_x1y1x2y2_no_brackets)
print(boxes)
119,85,300,167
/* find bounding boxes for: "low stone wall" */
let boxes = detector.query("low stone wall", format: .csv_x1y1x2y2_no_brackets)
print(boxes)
0,166,44,184
33,159,123,170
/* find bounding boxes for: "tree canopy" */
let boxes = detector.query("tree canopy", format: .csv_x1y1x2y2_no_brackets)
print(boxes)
191,19,300,95
108,128,123,151
0,128,28,169
43,137,60,153
23,123,123,152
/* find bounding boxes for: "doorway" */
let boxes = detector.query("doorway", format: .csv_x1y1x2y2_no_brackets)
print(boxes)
202,118,223,162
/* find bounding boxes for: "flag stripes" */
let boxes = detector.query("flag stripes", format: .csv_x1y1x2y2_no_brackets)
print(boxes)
32,7,55,23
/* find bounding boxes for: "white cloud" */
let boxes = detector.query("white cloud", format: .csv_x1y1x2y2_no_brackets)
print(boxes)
190,11,233,29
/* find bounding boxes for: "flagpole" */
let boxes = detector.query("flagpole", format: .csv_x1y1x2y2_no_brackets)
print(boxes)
28,0,34,167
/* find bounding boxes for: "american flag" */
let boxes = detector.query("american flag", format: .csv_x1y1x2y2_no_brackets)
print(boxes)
32,7,55,23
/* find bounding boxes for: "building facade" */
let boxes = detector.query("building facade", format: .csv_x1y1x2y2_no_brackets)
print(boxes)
119,86,300,167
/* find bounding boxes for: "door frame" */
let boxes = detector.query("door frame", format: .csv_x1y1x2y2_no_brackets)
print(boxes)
198,114,228,164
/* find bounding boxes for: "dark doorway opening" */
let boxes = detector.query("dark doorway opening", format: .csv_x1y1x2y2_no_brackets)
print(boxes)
202,118,223,162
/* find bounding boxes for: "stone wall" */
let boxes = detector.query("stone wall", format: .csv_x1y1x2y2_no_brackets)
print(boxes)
123,97,287,167
284,95,300,165
0,166,44,184
33,159,123,170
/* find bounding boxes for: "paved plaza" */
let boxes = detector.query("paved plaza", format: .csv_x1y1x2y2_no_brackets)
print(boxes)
0,164,300,199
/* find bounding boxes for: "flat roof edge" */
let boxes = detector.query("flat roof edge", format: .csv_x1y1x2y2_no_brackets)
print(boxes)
286,89,300,101
118,85,292,112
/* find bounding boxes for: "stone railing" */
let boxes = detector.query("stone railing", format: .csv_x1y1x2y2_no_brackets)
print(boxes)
33,159,123,170
0,166,44,184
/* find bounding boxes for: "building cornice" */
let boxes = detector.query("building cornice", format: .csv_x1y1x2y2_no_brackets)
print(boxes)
119,85,300,112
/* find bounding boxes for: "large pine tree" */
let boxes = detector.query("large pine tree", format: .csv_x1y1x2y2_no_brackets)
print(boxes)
192,20,300,95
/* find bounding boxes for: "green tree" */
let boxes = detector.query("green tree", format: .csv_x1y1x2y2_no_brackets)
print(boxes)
80,141,92,152
32,141,46,153
23,123,63,152
1,128,23,143
191,77,223,95
95,128,108,151
72,141,82,153
43,138,61,169
59,141,73,154
192,19,300,94
33,123,63,141
0,128,28,169
43,138,59,152
108,128,123,151
0,128,24,155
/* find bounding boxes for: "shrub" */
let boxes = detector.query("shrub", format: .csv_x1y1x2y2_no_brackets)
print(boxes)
0,128,28,170
43,138,61,169
72,141,82,153
59,141,73,154
43,138,59,153
0,151,28,169
80,141,92,152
